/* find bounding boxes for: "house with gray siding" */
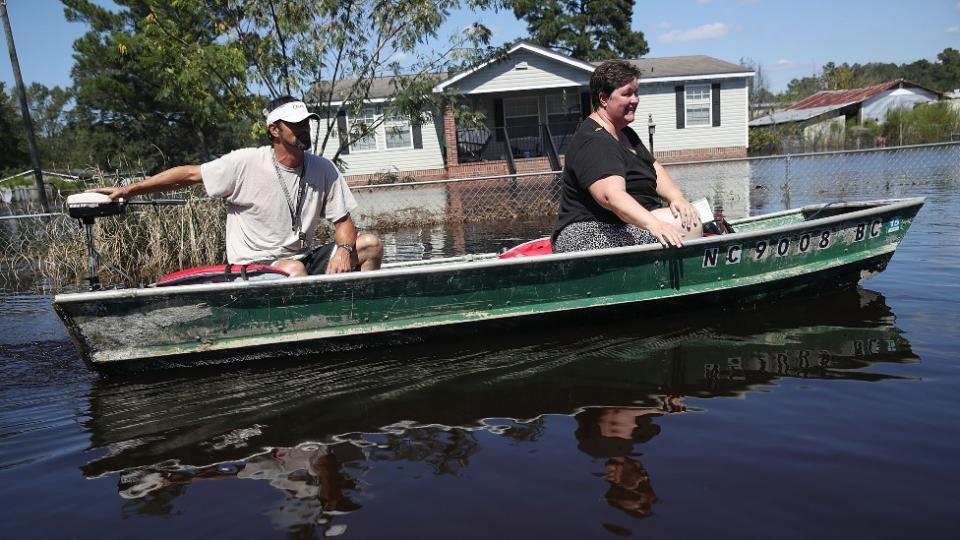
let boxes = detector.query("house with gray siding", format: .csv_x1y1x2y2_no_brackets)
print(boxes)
313,42,754,182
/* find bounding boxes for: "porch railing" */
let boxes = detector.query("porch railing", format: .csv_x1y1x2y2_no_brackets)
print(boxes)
456,121,581,166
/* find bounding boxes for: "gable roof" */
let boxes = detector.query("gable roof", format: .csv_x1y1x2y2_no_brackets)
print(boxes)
789,79,942,110
433,41,596,93
433,42,752,93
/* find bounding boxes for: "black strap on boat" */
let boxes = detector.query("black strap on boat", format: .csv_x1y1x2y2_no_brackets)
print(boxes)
219,264,253,281
806,201,842,222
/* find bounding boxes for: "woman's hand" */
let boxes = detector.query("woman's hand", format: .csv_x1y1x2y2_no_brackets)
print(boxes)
669,198,701,232
644,219,686,248
589,177,687,248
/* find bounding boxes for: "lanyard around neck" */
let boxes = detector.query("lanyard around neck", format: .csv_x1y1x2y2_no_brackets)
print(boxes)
271,150,308,236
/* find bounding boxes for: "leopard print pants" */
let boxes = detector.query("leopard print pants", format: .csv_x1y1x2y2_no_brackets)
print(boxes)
554,221,658,253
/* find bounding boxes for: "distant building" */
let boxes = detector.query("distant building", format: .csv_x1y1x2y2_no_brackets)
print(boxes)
312,42,754,183
749,80,942,148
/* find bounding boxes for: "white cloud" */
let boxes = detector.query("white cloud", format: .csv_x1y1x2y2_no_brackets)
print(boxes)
947,26,960,33
653,21,674,31
659,23,731,44
776,59,796,67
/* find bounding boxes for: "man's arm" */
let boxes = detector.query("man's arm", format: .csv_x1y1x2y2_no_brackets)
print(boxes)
325,214,359,274
87,165,203,201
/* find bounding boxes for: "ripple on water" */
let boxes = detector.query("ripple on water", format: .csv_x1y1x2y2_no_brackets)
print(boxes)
0,294,70,346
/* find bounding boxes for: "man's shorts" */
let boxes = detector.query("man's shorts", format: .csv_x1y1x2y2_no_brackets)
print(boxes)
297,243,359,275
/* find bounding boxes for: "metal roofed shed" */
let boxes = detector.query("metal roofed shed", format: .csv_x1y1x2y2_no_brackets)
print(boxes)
748,104,850,127
750,79,943,128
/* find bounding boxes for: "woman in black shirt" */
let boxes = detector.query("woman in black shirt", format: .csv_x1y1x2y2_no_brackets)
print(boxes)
553,61,701,252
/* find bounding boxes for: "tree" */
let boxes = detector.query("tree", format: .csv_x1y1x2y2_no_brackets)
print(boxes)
511,0,648,60
61,0,506,171
930,48,960,91
63,0,258,171
26,84,72,141
231,0,505,163
782,73,823,103
0,83,29,174
780,48,960,105
740,58,776,119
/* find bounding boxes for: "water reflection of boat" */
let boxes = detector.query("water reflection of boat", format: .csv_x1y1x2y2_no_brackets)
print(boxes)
82,289,916,493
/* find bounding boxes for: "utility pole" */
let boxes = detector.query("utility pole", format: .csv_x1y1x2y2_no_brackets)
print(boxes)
1,0,49,212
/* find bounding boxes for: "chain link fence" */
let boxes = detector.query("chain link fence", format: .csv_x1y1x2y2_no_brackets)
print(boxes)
351,142,959,226
2,142,958,291
351,171,562,228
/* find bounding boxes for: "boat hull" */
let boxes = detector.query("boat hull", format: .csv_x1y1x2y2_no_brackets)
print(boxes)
54,198,924,370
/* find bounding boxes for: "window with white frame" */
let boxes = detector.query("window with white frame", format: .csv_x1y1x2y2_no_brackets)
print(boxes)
346,105,414,152
685,84,711,127
349,105,380,152
384,110,413,149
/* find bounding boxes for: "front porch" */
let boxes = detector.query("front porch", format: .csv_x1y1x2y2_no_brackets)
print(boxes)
441,90,589,176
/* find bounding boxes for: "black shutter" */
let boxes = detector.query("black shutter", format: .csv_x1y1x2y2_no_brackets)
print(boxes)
675,86,685,130
336,110,349,155
494,98,504,142
580,91,591,119
712,83,721,127
412,121,423,149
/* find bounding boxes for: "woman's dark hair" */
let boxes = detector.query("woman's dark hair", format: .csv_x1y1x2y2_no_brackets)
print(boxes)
590,60,641,111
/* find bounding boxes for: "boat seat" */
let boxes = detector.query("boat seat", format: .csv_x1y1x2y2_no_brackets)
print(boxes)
153,264,289,287
499,237,553,259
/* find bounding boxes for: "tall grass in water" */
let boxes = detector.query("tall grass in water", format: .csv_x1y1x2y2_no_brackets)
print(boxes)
1,188,228,290
2,186,342,291
63,192,228,287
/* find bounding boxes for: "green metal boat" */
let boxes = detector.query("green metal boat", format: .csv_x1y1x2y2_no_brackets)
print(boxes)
53,197,924,370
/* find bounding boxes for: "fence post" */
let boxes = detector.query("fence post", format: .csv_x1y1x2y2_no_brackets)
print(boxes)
785,154,791,186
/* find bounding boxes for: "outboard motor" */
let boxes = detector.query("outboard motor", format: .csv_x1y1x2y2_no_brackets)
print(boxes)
66,193,126,290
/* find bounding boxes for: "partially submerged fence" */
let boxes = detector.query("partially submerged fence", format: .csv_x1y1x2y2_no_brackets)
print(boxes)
2,142,958,291
351,171,561,228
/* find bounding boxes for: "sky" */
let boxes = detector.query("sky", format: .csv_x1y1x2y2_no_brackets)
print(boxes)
1,0,958,95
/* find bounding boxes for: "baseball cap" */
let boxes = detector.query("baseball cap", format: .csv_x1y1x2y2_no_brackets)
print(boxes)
265,100,320,125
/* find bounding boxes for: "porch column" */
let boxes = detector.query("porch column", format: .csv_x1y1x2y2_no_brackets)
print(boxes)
443,105,459,167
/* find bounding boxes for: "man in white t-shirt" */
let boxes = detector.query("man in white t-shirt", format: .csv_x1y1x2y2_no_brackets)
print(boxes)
89,96,382,276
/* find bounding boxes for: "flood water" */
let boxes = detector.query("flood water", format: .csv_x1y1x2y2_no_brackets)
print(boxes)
2,147,960,539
